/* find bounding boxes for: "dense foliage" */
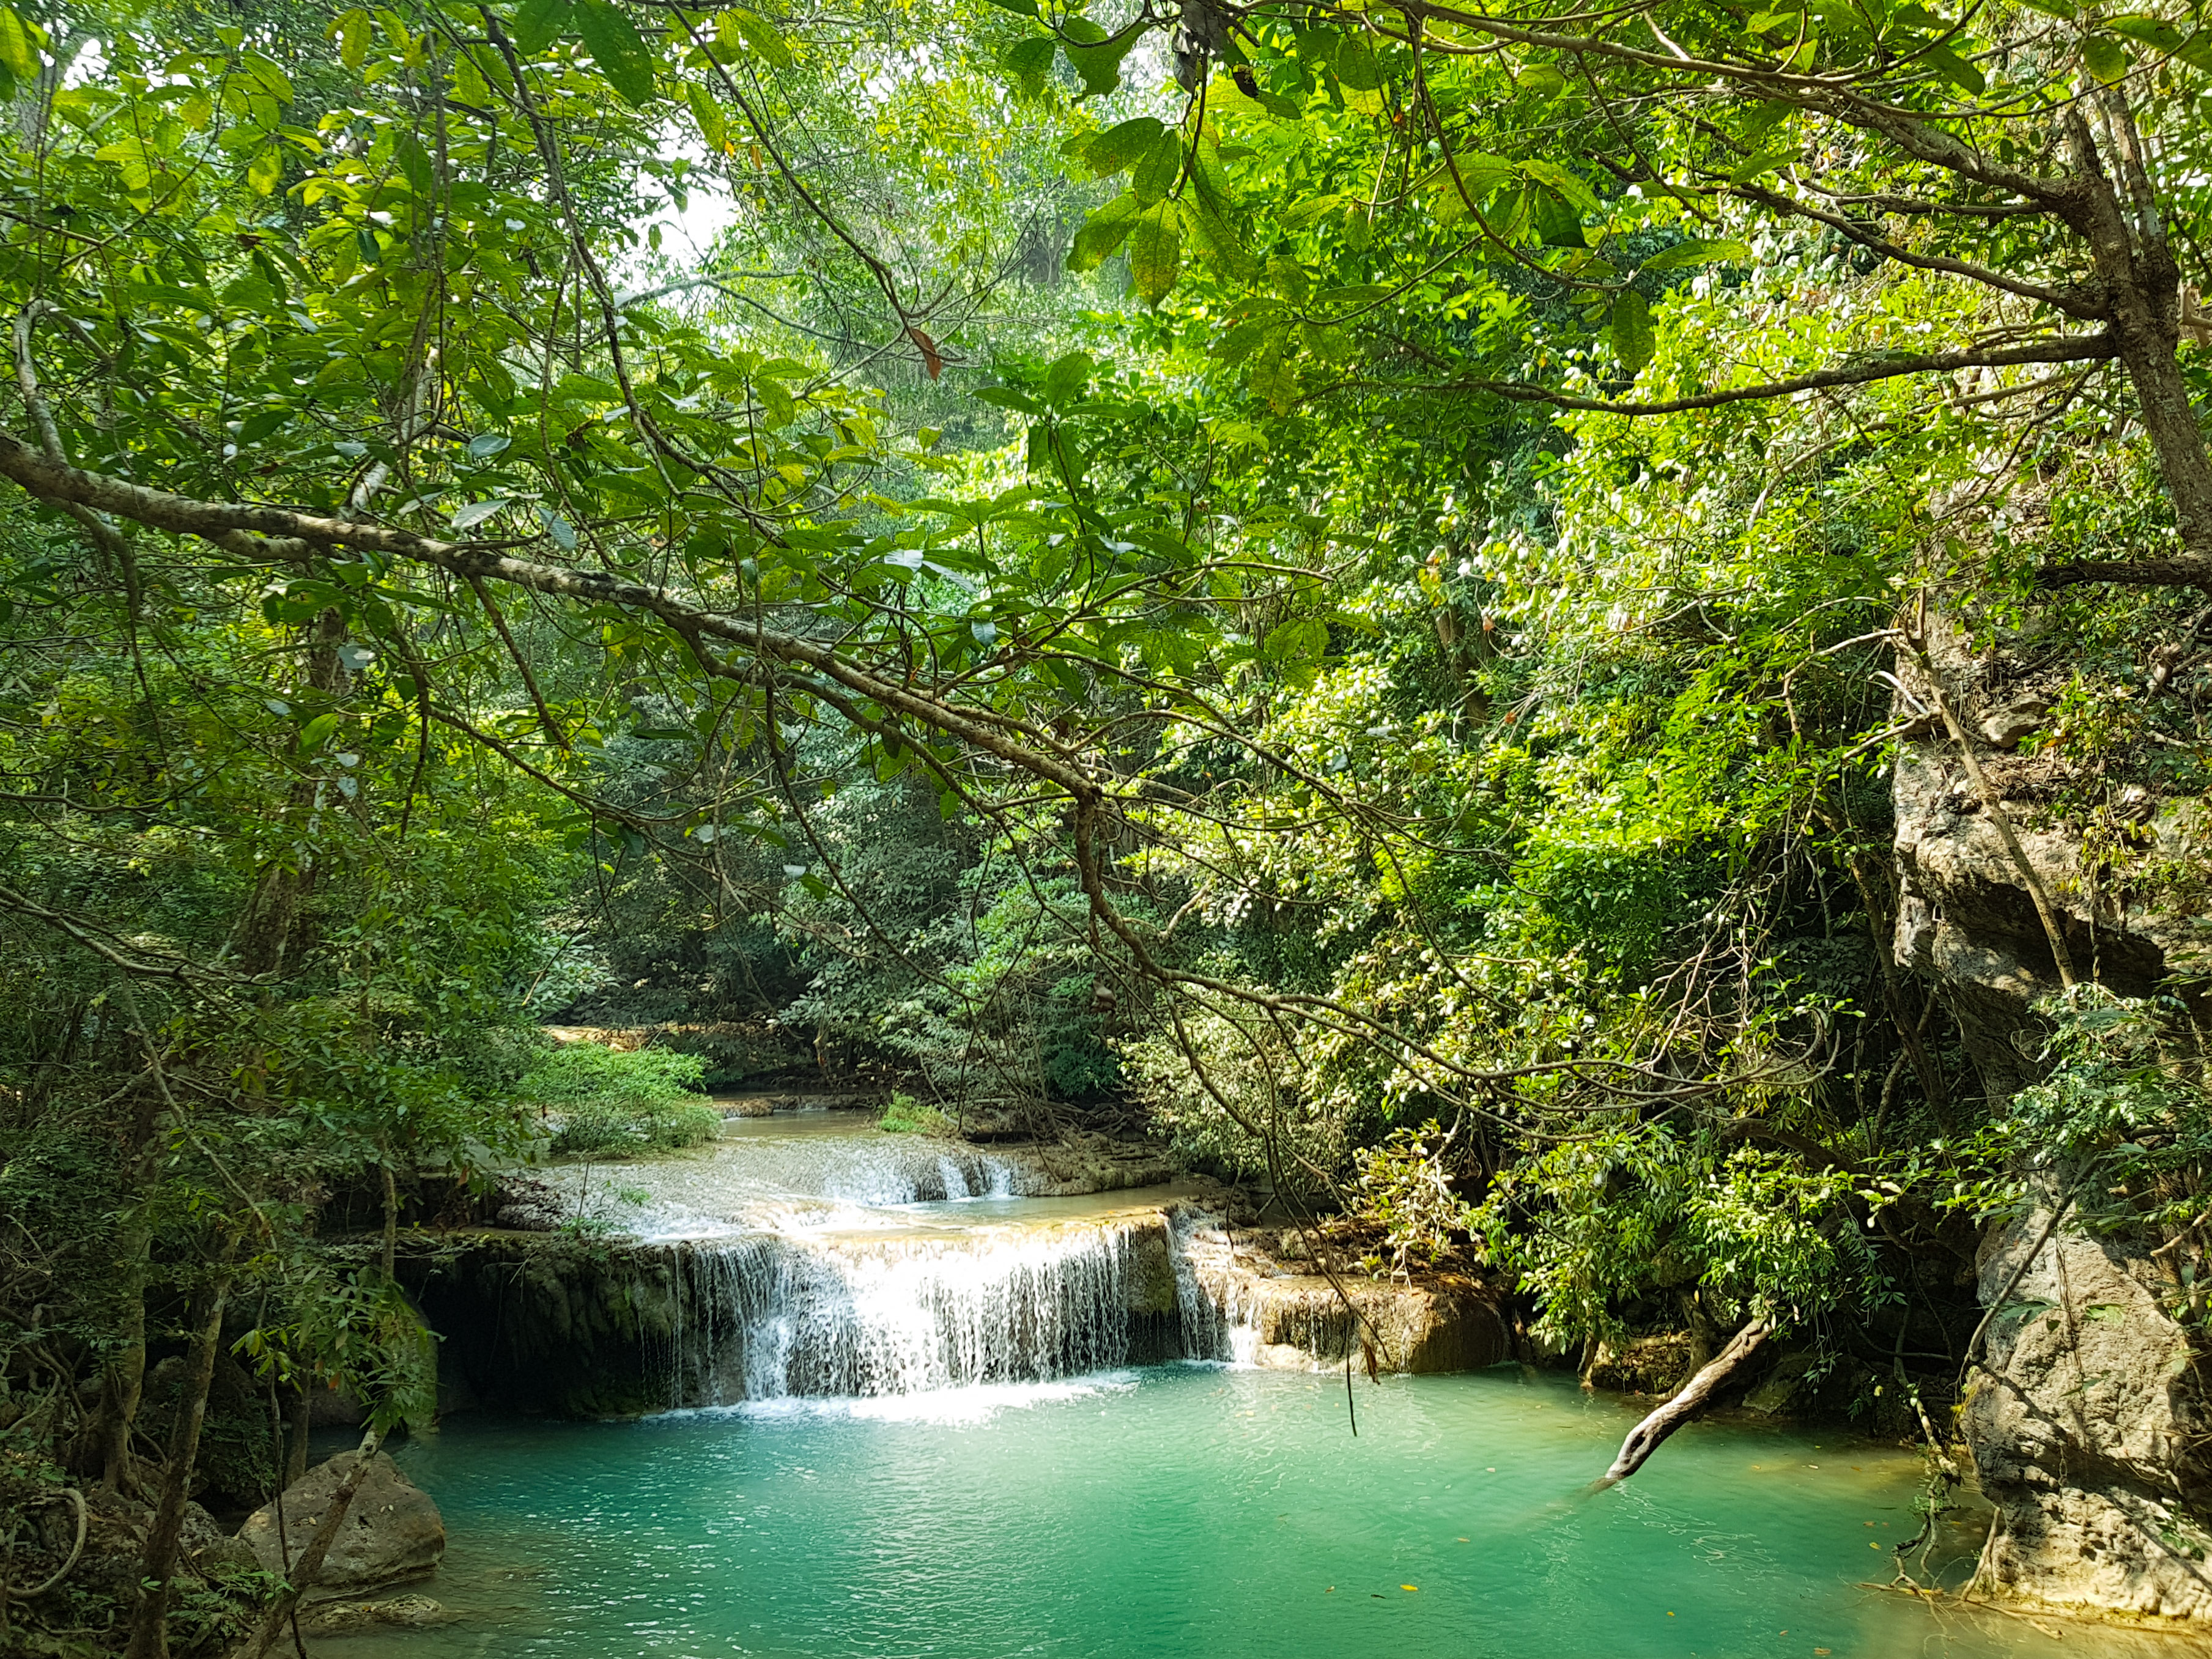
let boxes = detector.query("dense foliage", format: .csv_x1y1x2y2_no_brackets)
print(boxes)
0,0,2208,1644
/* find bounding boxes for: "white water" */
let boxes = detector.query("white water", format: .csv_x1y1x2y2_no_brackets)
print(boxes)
668,1219,1185,1403
568,1117,1245,1408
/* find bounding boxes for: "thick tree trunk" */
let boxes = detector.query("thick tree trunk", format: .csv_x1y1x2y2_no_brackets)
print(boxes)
1595,1316,1774,1488
122,1276,232,1659
231,1425,385,1659
2065,108,2212,565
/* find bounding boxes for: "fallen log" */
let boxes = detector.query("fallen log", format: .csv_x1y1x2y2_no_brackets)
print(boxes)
1595,1315,1775,1488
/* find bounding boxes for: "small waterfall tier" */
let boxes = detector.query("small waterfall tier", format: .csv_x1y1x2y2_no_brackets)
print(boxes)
417,1203,1238,1416
659,1211,1232,1407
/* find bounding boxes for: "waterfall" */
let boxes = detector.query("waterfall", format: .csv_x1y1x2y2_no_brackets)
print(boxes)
660,1212,1240,1408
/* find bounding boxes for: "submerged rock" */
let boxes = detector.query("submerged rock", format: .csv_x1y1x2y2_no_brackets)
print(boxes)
301,1593,454,1633
240,1451,445,1598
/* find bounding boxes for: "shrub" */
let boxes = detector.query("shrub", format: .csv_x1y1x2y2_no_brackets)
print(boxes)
879,1092,956,1136
516,1043,719,1156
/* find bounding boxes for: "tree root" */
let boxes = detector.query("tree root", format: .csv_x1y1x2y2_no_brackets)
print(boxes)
2,1488,87,1602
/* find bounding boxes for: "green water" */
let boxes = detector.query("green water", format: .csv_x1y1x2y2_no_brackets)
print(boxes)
345,1364,2174,1659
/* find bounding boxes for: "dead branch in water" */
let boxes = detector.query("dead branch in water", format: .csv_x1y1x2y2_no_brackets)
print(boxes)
1594,1316,1775,1487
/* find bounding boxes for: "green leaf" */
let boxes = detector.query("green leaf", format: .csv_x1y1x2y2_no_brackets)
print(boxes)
2082,31,2130,82
574,0,656,105
394,131,434,195
1531,187,1585,248
467,433,512,459
334,7,374,68
982,0,1038,14
1127,201,1182,306
1065,23,1141,97
1520,159,1597,213
1043,350,1093,402
1921,42,1985,92
511,0,572,56
1081,117,1166,177
1739,99,1793,147
2107,14,2183,51
246,147,284,196
1610,290,1654,374
1067,192,1142,272
1131,131,1184,204
1334,33,1383,91
725,9,793,68
1001,34,1056,92
1263,616,1329,678
1183,193,1256,281
450,498,508,530
1639,237,1752,273
0,9,39,80
1515,64,1567,99
299,712,341,753
687,81,727,152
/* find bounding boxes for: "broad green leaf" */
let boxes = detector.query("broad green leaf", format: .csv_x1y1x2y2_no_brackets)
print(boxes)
1922,42,1985,92
574,0,656,104
1044,351,1093,401
1740,99,1793,147
2107,14,2183,51
299,712,341,753
1515,63,1567,99
1082,117,1165,177
468,433,512,459
1334,34,1383,90
1183,193,1256,281
1610,290,1654,374
2082,31,2129,82
1131,131,1184,204
1520,160,1597,213
334,7,373,67
1728,146,1796,183
394,131,434,194
1064,22,1141,97
1531,187,1585,248
1639,237,1752,272
725,9,793,68
1067,192,1141,272
0,9,37,80
1001,34,1056,92
512,0,572,56
687,81,728,151
1127,201,1182,306
450,498,509,531
246,147,284,196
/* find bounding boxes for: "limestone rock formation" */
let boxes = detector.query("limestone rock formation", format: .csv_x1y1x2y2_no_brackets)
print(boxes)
241,1451,445,1598
1965,1197,2211,1619
1890,614,2211,1622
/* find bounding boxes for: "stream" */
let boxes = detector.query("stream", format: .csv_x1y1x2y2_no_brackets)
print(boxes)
357,1112,2188,1658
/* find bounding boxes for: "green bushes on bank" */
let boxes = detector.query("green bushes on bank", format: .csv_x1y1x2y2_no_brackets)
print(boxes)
517,1044,720,1156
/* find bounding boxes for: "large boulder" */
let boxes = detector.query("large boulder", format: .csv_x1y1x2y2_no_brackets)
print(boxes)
240,1452,444,1598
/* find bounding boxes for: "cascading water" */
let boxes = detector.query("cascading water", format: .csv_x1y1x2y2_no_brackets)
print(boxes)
655,1210,1243,1408
504,1115,1247,1411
